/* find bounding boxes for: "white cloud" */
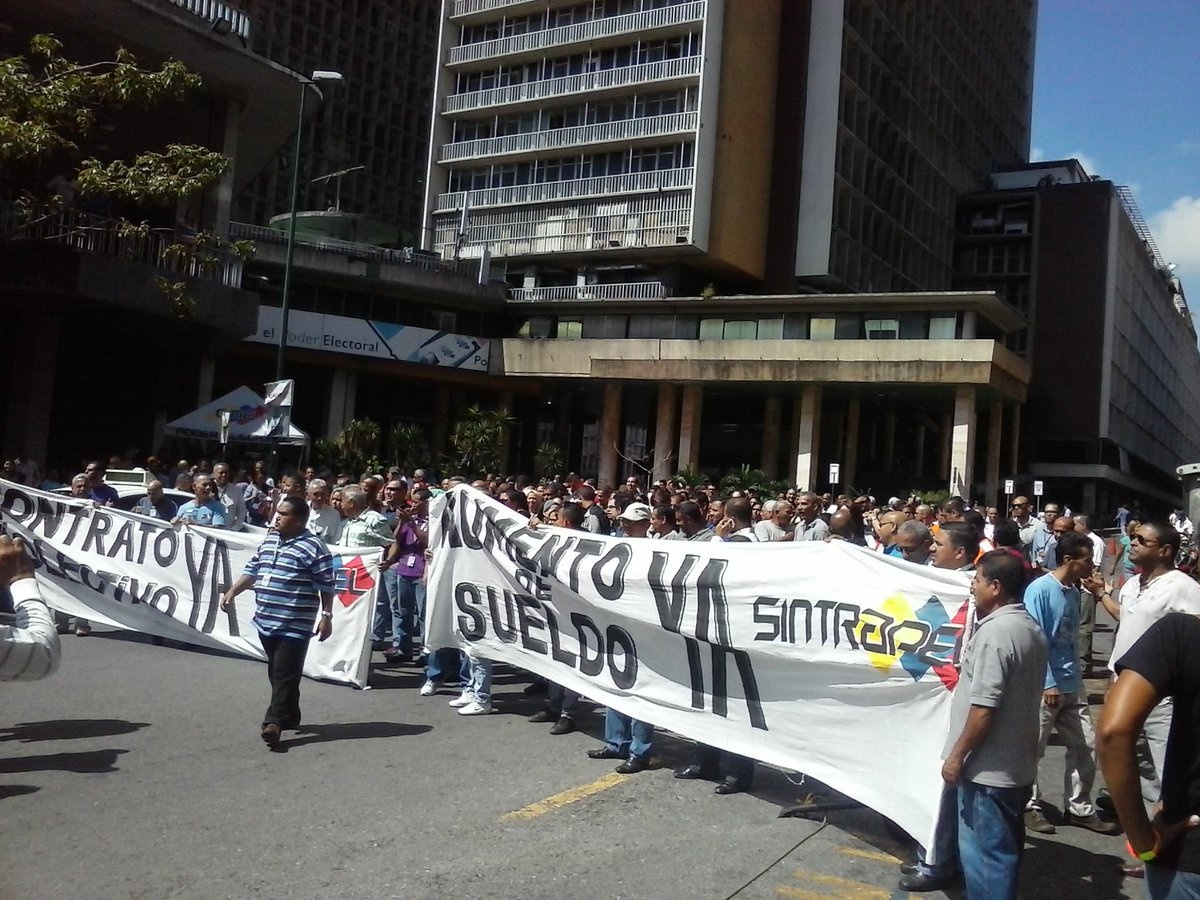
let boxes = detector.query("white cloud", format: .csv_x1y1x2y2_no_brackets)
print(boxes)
1066,151,1100,178
1150,196,1200,285
1030,146,1044,162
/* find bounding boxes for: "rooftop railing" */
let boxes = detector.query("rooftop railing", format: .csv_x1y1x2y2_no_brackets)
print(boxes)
2,204,243,287
510,282,670,301
159,0,251,41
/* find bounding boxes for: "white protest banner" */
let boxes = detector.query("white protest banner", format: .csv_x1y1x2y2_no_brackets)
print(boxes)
0,480,376,687
425,487,971,854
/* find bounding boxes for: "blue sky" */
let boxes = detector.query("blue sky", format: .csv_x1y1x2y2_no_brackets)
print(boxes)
1031,0,1200,286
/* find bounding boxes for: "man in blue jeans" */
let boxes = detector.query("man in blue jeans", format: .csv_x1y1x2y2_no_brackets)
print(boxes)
941,551,1048,900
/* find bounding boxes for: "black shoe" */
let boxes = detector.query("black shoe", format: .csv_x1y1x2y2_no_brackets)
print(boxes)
523,679,548,695
260,723,281,747
616,755,650,774
674,764,718,781
900,861,920,876
1096,793,1115,814
715,778,749,795
898,871,952,893
549,716,576,736
527,710,555,723
588,746,624,760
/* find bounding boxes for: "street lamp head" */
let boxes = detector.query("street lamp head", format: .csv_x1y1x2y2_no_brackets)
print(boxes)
311,70,344,82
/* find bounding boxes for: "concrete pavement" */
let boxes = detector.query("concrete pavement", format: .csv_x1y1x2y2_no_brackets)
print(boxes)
2,621,1145,900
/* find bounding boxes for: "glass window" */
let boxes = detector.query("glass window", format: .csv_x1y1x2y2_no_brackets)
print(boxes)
809,317,836,340
929,315,957,340
758,318,784,340
723,321,756,340
864,318,899,340
557,320,583,340
699,318,723,340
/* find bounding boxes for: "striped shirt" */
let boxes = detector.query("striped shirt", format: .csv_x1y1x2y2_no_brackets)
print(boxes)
244,531,337,639
0,578,62,681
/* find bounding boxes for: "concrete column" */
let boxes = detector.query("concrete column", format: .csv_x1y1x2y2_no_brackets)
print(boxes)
961,310,977,340
323,368,357,440
598,383,622,487
652,384,679,482
197,354,216,407
843,397,861,489
761,397,782,478
677,385,703,471
3,315,59,466
1008,403,1021,476
431,386,452,458
985,399,1004,506
792,386,822,491
914,421,926,479
883,408,896,470
938,411,953,481
949,386,977,499
497,390,514,475
215,100,241,237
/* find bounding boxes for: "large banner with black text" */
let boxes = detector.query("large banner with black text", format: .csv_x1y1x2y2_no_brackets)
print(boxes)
425,487,971,852
0,480,377,687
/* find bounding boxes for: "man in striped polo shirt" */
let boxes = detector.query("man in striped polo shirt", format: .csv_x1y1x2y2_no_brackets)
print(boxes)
220,497,337,748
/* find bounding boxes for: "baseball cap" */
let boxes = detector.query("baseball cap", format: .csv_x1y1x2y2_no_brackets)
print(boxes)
619,502,652,522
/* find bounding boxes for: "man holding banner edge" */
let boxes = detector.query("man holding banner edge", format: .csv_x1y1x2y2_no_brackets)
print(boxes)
220,497,337,748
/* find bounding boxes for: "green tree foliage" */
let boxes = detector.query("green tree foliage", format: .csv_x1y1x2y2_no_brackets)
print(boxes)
0,34,250,314
451,405,515,477
532,443,565,480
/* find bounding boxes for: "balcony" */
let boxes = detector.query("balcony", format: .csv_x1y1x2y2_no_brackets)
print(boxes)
510,282,670,301
444,57,702,115
436,167,695,212
447,2,706,66
441,112,699,163
452,0,551,18
6,205,243,287
158,0,251,41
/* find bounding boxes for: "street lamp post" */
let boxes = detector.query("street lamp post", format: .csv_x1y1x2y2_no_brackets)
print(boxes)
274,69,344,384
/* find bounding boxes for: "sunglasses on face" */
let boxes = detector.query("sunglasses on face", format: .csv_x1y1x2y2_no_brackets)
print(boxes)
1132,534,1161,546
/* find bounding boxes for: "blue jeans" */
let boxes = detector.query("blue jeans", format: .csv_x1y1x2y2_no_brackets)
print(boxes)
371,572,392,643
604,708,653,760
915,784,960,876
958,781,1030,900
388,572,424,654
1146,864,1200,899
467,656,493,705
426,648,468,686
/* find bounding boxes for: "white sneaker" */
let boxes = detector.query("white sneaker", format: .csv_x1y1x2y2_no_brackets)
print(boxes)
419,680,436,696
448,690,474,708
458,700,492,716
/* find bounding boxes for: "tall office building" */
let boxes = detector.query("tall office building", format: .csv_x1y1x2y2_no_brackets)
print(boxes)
423,0,1036,297
236,0,441,243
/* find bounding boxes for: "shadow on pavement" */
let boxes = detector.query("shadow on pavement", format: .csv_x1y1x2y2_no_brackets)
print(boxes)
1023,833,1130,899
0,748,128,774
1,719,150,742
271,721,432,753
0,785,41,800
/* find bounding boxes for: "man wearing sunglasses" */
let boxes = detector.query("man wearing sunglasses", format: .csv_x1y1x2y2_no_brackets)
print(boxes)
1095,521,1200,877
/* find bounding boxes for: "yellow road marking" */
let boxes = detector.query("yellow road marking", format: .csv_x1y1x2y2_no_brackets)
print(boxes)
836,846,901,865
778,869,891,899
500,772,628,821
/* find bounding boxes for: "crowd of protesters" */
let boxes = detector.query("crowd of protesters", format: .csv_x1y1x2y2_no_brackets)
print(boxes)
8,451,1200,899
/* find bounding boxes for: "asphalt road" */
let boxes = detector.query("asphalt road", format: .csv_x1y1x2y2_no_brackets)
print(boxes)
2,614,1145,900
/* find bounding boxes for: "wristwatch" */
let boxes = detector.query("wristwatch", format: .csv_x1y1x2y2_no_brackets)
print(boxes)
320,610,333,619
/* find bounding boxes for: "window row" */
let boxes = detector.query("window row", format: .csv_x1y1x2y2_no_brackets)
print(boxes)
450,89,696,141
453,35,701,93
460,0,692,44
446,144,694,191
515,311,962,341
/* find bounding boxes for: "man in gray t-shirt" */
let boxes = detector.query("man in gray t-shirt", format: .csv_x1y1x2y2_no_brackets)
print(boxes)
941,551,1048,900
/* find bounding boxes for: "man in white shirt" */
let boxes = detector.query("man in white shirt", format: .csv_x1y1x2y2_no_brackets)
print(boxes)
1096,520,1200,822
1,535,61,681
306,479,342,544
213,463,248,532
